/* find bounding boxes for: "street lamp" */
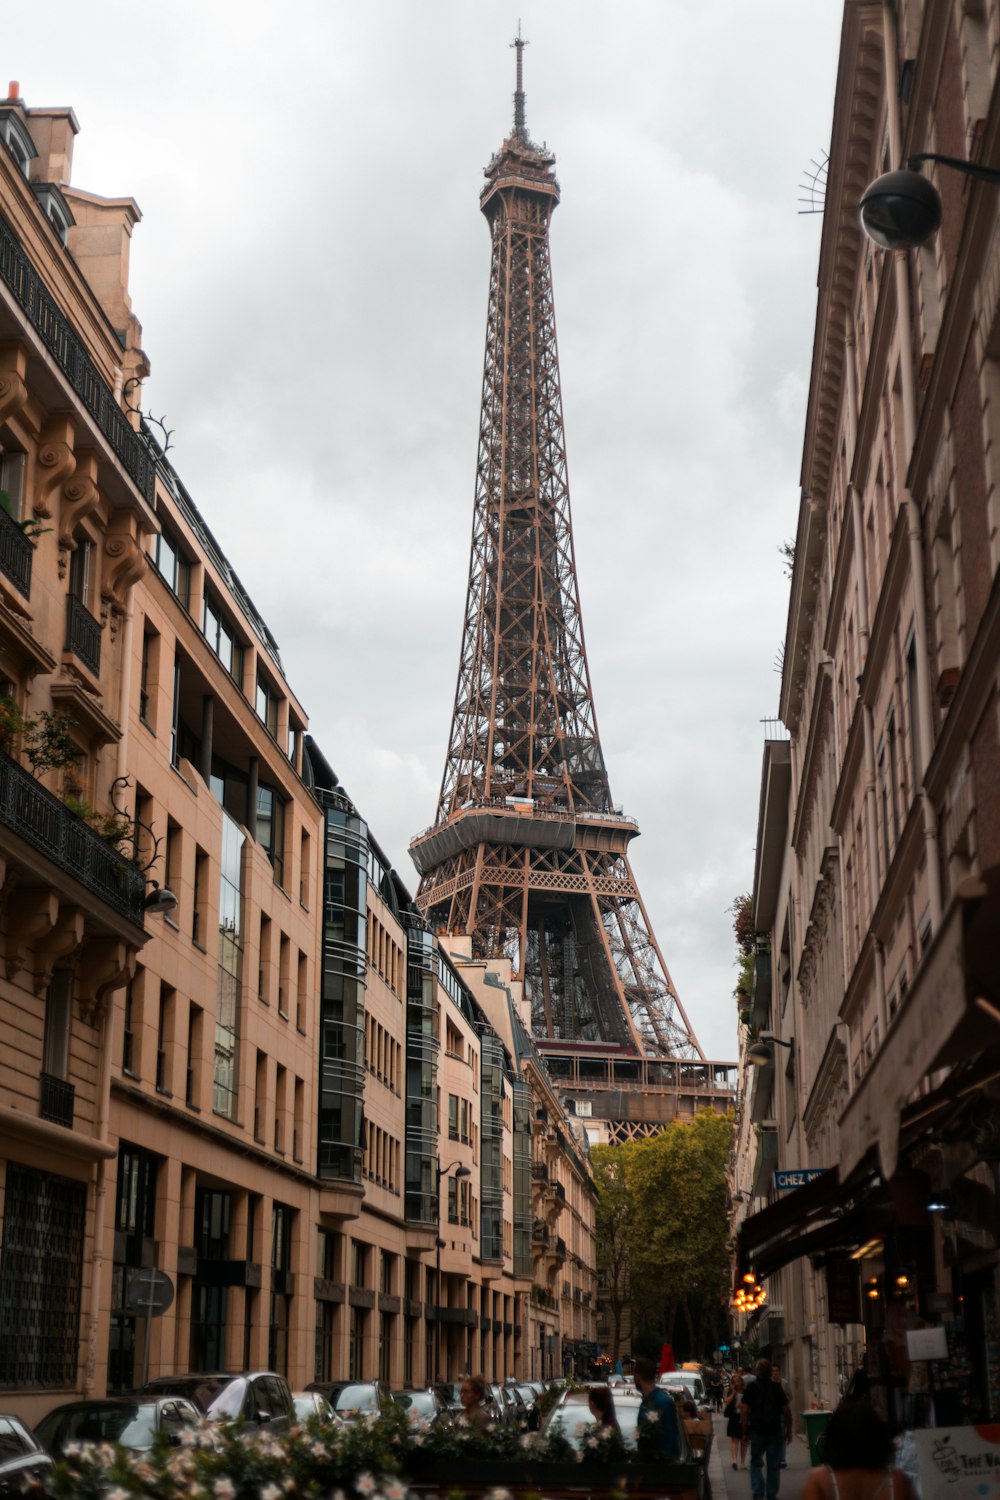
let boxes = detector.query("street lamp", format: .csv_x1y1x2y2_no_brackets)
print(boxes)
746,1035,793,1067
859,152,1000,250
434,1160,471,1384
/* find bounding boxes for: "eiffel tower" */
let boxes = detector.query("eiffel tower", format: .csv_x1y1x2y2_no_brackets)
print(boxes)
410,37,734,1136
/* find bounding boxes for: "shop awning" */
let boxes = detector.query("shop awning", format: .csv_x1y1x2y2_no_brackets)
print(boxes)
738,1166,875,1280
838,872,1000,1183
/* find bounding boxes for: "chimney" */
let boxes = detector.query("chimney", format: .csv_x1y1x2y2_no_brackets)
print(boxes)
6,82,20,102
23,105,79,186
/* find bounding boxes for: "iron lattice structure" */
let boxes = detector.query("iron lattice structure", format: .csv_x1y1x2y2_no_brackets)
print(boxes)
411,44,704,1064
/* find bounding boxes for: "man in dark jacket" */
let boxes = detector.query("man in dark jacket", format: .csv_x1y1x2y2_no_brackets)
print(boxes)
633,1356,681,1460
741,1357,791,1500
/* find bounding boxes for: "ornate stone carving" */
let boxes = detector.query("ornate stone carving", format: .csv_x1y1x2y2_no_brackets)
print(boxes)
31,906,85,995
4,887,59,981
35,430,77,519
58,452,102,580
0,370,28,426
102,532,148,637
76,936,135,1026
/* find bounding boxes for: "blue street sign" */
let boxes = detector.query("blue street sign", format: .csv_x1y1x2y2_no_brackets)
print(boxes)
773,1168,827,1191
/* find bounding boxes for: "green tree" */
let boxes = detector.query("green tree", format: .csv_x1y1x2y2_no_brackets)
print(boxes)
731,892,755,1021
591,1143,633,1359
593,1111,734,1365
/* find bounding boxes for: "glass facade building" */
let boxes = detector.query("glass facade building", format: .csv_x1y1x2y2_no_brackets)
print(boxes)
403,912,439,1224
316,790,367,1182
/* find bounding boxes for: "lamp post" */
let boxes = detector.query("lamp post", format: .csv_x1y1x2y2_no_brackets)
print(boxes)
434,1160,471,1385
746,1035,793,1067
859,152,1000,250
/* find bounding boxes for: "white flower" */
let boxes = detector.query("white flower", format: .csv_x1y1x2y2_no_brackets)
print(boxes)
586,1434,599,1449
106,1489,130,1500
214,1480,236,1500
384,1483,408,1500
356,1473,378,1496
261,1486,282,1500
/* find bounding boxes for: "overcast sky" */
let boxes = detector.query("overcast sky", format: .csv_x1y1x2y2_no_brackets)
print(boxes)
9,1,843,1064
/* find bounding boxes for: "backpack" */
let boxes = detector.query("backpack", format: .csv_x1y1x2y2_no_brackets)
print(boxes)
751,1377,780,1435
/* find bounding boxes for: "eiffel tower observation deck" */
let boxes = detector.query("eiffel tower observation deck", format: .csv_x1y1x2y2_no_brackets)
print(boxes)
410,37,735,1140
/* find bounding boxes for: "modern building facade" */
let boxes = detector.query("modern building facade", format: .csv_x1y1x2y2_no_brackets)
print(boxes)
0,84,596,1428
733,0,1000,1434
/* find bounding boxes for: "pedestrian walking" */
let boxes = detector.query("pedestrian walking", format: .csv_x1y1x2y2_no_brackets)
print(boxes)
741,1356,792,1500
633,1355,681,1460
709,1369,725,1412
725,1370,749,1470
799,1400,917,1500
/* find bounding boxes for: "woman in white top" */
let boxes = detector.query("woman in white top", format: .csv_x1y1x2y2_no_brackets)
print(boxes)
800,1401,917,1500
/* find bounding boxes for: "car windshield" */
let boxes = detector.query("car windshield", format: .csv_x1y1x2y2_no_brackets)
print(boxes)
394,1392,435,1416
206,1380,249,1422
333,1384,378,1414
662,1374,703,1398
437,1383,462,1405
547,1392,644,1450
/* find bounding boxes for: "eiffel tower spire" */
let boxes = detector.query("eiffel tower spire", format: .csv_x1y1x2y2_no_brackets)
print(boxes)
411,47,706,1071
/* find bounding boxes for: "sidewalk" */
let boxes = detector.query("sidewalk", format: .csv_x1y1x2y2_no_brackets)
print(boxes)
708,1415,813,1500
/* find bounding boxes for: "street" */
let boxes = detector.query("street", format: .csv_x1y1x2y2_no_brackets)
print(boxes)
707,1413,813,1500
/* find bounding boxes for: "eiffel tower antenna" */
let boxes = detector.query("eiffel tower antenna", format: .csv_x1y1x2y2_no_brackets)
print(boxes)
410,47,734,1137
512,23,528,135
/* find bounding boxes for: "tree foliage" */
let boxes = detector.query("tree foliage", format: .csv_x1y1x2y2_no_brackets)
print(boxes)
592,1111,734,1364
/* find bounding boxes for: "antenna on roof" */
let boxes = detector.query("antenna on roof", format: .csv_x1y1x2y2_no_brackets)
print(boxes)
798,150,829,215
511,22,528,135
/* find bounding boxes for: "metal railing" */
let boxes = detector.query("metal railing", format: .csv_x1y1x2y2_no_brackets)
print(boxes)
0,208,156,502
39,1072,75,1128
0,506,32,597
0,746,146,925
65,594,101,675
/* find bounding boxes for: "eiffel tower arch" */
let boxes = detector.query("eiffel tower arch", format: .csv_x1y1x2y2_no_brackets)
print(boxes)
410,40,735,1140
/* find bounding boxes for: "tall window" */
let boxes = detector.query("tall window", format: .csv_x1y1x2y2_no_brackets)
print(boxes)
0,1165,86,1387
213,814,245,1118
153,526,191,608
256,785,285,887
203,590,244,686
256,672,279,737
139,629,159,727
269,1204,293,1374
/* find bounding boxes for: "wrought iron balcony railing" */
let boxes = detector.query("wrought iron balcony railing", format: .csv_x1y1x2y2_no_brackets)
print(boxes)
0,208,156,503
65,594,101,675
39,1072,75,1129
0,746,146,926
0,505,31,597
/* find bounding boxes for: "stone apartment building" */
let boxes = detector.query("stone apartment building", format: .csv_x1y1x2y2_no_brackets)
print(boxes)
732,0,1000,1431
0,84,596,1428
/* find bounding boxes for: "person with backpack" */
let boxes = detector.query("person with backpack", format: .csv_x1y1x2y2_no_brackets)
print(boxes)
741,1357,792,1500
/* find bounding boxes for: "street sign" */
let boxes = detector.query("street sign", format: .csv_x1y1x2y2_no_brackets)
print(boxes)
126,1267,174,1318
773,1168,827,1192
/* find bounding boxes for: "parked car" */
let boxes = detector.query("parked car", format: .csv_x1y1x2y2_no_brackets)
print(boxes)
292,1391,337,1425
141,1372,295,1434
390,1388,451,1429
510,1381,544,1429
658,1369,707,1405
34,1396,203,1455
0,1413,55,1495
305,1380,393,1422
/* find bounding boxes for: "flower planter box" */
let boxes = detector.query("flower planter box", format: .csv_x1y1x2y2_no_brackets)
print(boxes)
404,1456,704,1499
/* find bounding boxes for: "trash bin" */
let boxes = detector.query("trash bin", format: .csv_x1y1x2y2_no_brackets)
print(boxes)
802,1410,832,1465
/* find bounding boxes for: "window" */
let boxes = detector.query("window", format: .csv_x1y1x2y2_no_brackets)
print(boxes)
193,847,209,947
256,784,286,887
68,536,95,609
203,590,244,686
42,970,73,1081
448,1093,459,1141
256,672,279,737
0,1164,86,1388
122,975,140,1076
0,112,35,178
153,526,191,609
186,1004,202,1108
169,657,181,767
34,185,73,245
0,449,26,517
139,629,159,728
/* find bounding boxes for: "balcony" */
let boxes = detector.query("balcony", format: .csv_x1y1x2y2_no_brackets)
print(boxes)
65,594,101,676
0,506,31,598
39,1072,74,1128
0,208,156,503
0,746,145,927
